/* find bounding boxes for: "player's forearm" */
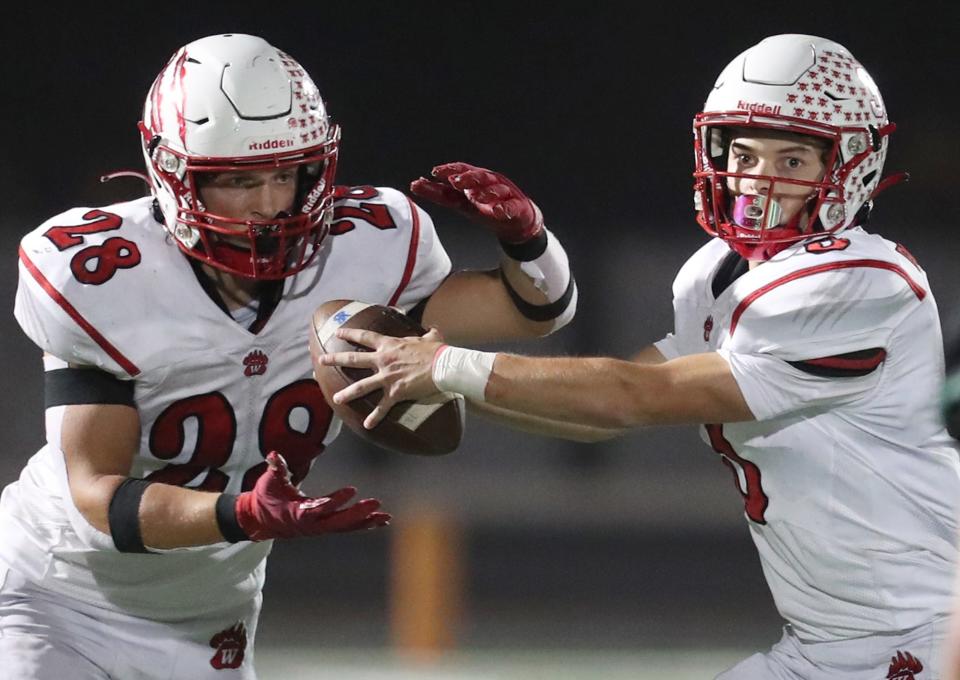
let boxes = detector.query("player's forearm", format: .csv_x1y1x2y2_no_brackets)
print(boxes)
140,483,224,548
424,269,556,344
434,347,751,428
482,354,664,429
76,474,225,549
467,400,626,442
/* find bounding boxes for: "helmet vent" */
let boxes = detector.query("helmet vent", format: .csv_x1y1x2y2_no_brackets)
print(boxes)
823,91,849,102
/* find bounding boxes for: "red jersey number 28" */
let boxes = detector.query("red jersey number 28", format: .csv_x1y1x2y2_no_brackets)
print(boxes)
705,424,769,524
43,210,141,285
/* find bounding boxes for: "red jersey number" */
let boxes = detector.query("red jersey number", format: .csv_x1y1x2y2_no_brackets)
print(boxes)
43,210,141,285
705,424,769,524
330,185,398,235
148,381,333,492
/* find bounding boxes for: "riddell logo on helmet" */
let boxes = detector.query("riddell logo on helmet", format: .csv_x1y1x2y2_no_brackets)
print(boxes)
737,100,782,115
247,138,295,151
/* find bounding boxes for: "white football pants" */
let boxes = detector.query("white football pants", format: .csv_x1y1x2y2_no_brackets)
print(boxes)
716,620,946,679
0,564,260,679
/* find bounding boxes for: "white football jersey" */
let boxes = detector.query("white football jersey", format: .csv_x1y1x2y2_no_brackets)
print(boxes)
3,186,451,620
655,229,960,642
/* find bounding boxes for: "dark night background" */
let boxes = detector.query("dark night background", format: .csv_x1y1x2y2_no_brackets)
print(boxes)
1,3,957,676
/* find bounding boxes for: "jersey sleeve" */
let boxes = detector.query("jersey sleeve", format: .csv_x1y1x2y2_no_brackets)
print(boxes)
718,348,885,420
387,193,452,312
653,332,681,361
720,263,925,420
15,213,135,377
653,238,728,360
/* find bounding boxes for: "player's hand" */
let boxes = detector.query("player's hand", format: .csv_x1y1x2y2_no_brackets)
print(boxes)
235,452,390,540
319,327,446,429
410,162,544,243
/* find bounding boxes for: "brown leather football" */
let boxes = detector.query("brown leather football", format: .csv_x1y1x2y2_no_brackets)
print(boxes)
309,299,465,456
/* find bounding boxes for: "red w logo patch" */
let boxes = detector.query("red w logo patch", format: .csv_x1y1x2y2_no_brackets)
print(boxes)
243,350,269,377
210,621,247,670
886,650,923,679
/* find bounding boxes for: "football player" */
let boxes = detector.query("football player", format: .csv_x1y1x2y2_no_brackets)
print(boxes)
322,35,960,678
1,34,577,679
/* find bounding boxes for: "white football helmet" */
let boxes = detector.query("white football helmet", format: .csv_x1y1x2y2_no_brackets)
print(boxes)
693,34,896,260
139,33,340,278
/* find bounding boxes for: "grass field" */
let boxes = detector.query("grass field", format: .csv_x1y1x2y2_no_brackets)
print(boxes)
255,647,749,679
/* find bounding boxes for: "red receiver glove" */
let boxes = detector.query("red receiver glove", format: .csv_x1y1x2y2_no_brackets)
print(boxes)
410,162,544,243
235,452,390,541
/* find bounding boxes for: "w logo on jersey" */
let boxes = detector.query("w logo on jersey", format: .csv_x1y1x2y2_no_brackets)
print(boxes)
243,350,269,377
886,650,923,679
703,315,714,342
209,621,247,669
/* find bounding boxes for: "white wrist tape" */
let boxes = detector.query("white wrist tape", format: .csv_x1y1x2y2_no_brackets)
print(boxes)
432,345,496,402
516,228,571,302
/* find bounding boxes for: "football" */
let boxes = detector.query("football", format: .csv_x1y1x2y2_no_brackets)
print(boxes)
309,299,465,456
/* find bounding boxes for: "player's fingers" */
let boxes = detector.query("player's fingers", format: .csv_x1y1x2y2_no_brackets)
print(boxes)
409,177,473,211
363,399,395,429
334,327,386,349
322,499,384,532
266,451,289,474
486,197,528,221
260,451,304,499
472,199,506,221
448,169,498,191
333,328,379,348
470,184,514,204
423,327,444,343
353,511,392,530
430,162,476,179
363,405,383,430
332,374,383,404
301,486,357,513
319,351,377,371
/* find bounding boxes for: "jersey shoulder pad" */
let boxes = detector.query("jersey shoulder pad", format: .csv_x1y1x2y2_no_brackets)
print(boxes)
324,186,451,310
671,237,731,300
331,185,423,237
15,198,161,375
726,233,928,359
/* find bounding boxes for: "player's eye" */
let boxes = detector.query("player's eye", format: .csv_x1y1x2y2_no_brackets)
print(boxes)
785,157,803,170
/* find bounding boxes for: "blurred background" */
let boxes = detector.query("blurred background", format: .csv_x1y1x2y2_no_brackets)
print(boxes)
2,3,956,678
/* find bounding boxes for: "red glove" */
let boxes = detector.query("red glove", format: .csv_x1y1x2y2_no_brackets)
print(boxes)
410,162,544,243
234,452,390,541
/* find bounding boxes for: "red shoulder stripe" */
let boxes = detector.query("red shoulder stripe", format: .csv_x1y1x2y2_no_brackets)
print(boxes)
19,247,141,377
788,348,887,377
387,197,421,307
802,349,886,371
730,259,926,336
